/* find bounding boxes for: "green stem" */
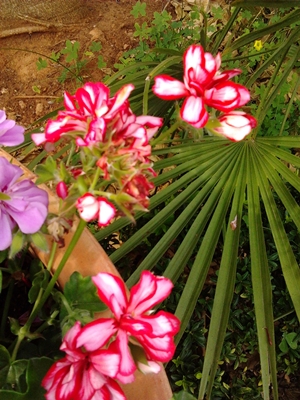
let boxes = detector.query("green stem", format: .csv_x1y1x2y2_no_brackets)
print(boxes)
11,219,86,360
90,166,102,192
274,309,295,322
0,279,14,338
47,241,58,272
151,119,182,146
28,218,86,327
56,292,74,316
142,75,151,116
11,334,25,363
34,310,60,334
66,141,76,167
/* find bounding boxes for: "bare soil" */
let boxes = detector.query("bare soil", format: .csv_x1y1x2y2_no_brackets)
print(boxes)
0,0,165,126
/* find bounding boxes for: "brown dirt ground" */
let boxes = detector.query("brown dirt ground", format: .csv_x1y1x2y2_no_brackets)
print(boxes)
0,0,168,127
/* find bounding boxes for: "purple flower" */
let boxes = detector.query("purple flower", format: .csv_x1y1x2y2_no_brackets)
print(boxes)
0,110,25,146
0,157,49,251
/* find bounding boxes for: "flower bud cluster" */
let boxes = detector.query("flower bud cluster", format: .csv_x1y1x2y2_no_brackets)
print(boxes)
32,83,162,226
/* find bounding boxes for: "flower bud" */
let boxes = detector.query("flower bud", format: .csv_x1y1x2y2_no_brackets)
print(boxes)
210,111,257,141
76,193,99,221
97,198,116,227
56,181,68,200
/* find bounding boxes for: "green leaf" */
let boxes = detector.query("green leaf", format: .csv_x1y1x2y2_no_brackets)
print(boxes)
172,391,197,400
0,347,11,388
9,231,25,259
50,51,60,62
97,55,106,69
36,57,47,71
6,360,28,392
279,338,289,353
9,317,21,335
0,345,10,370
28,269,51,304
113,141,237,268
255,150,300,322
127,144,239,287
64,272,107,313
133,22,151,39
175,143,244,344
248,147,278,400
0,357,53,399
130,1,147,18
35,156,57,184
199,146,247,398
284,332,298,350
90,41,102,52
0,250,8,263
29,232,49,253
61,40,80,63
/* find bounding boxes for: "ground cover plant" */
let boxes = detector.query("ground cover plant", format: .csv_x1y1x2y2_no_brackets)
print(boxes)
1,0,300,399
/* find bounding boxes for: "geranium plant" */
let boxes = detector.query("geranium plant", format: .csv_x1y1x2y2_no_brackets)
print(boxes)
0,42,256,400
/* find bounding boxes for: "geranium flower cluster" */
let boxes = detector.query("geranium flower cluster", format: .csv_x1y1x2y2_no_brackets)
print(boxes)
42,271,180,400
0,111,48,251
153,44,256,140
32,83,162,227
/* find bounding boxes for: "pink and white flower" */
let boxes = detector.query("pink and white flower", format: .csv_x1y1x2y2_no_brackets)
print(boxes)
76,271,180,383
42,322,126,400
76,193,116,227
212,111,257,141
0,157,48,251
31,81,162,221
153,45,251,129
0,110,25,146
31,83,134,147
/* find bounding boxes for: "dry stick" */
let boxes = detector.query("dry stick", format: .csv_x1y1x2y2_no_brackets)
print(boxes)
14,95,59,99
0,13,76,38
0,26,51,38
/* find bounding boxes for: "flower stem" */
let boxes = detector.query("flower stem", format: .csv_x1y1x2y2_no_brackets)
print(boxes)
90,166,102,192
11,219,86,360
34,309,60,334
0,279,14,338
11,333,24,362
46,241,58,272
28,218,86,327
151,119,181,146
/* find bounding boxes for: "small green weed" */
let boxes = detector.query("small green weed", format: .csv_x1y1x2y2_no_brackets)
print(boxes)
36,40,106,85
114,2,201,71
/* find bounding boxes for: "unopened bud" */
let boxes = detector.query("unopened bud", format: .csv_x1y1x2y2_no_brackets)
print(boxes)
56,181,68,200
